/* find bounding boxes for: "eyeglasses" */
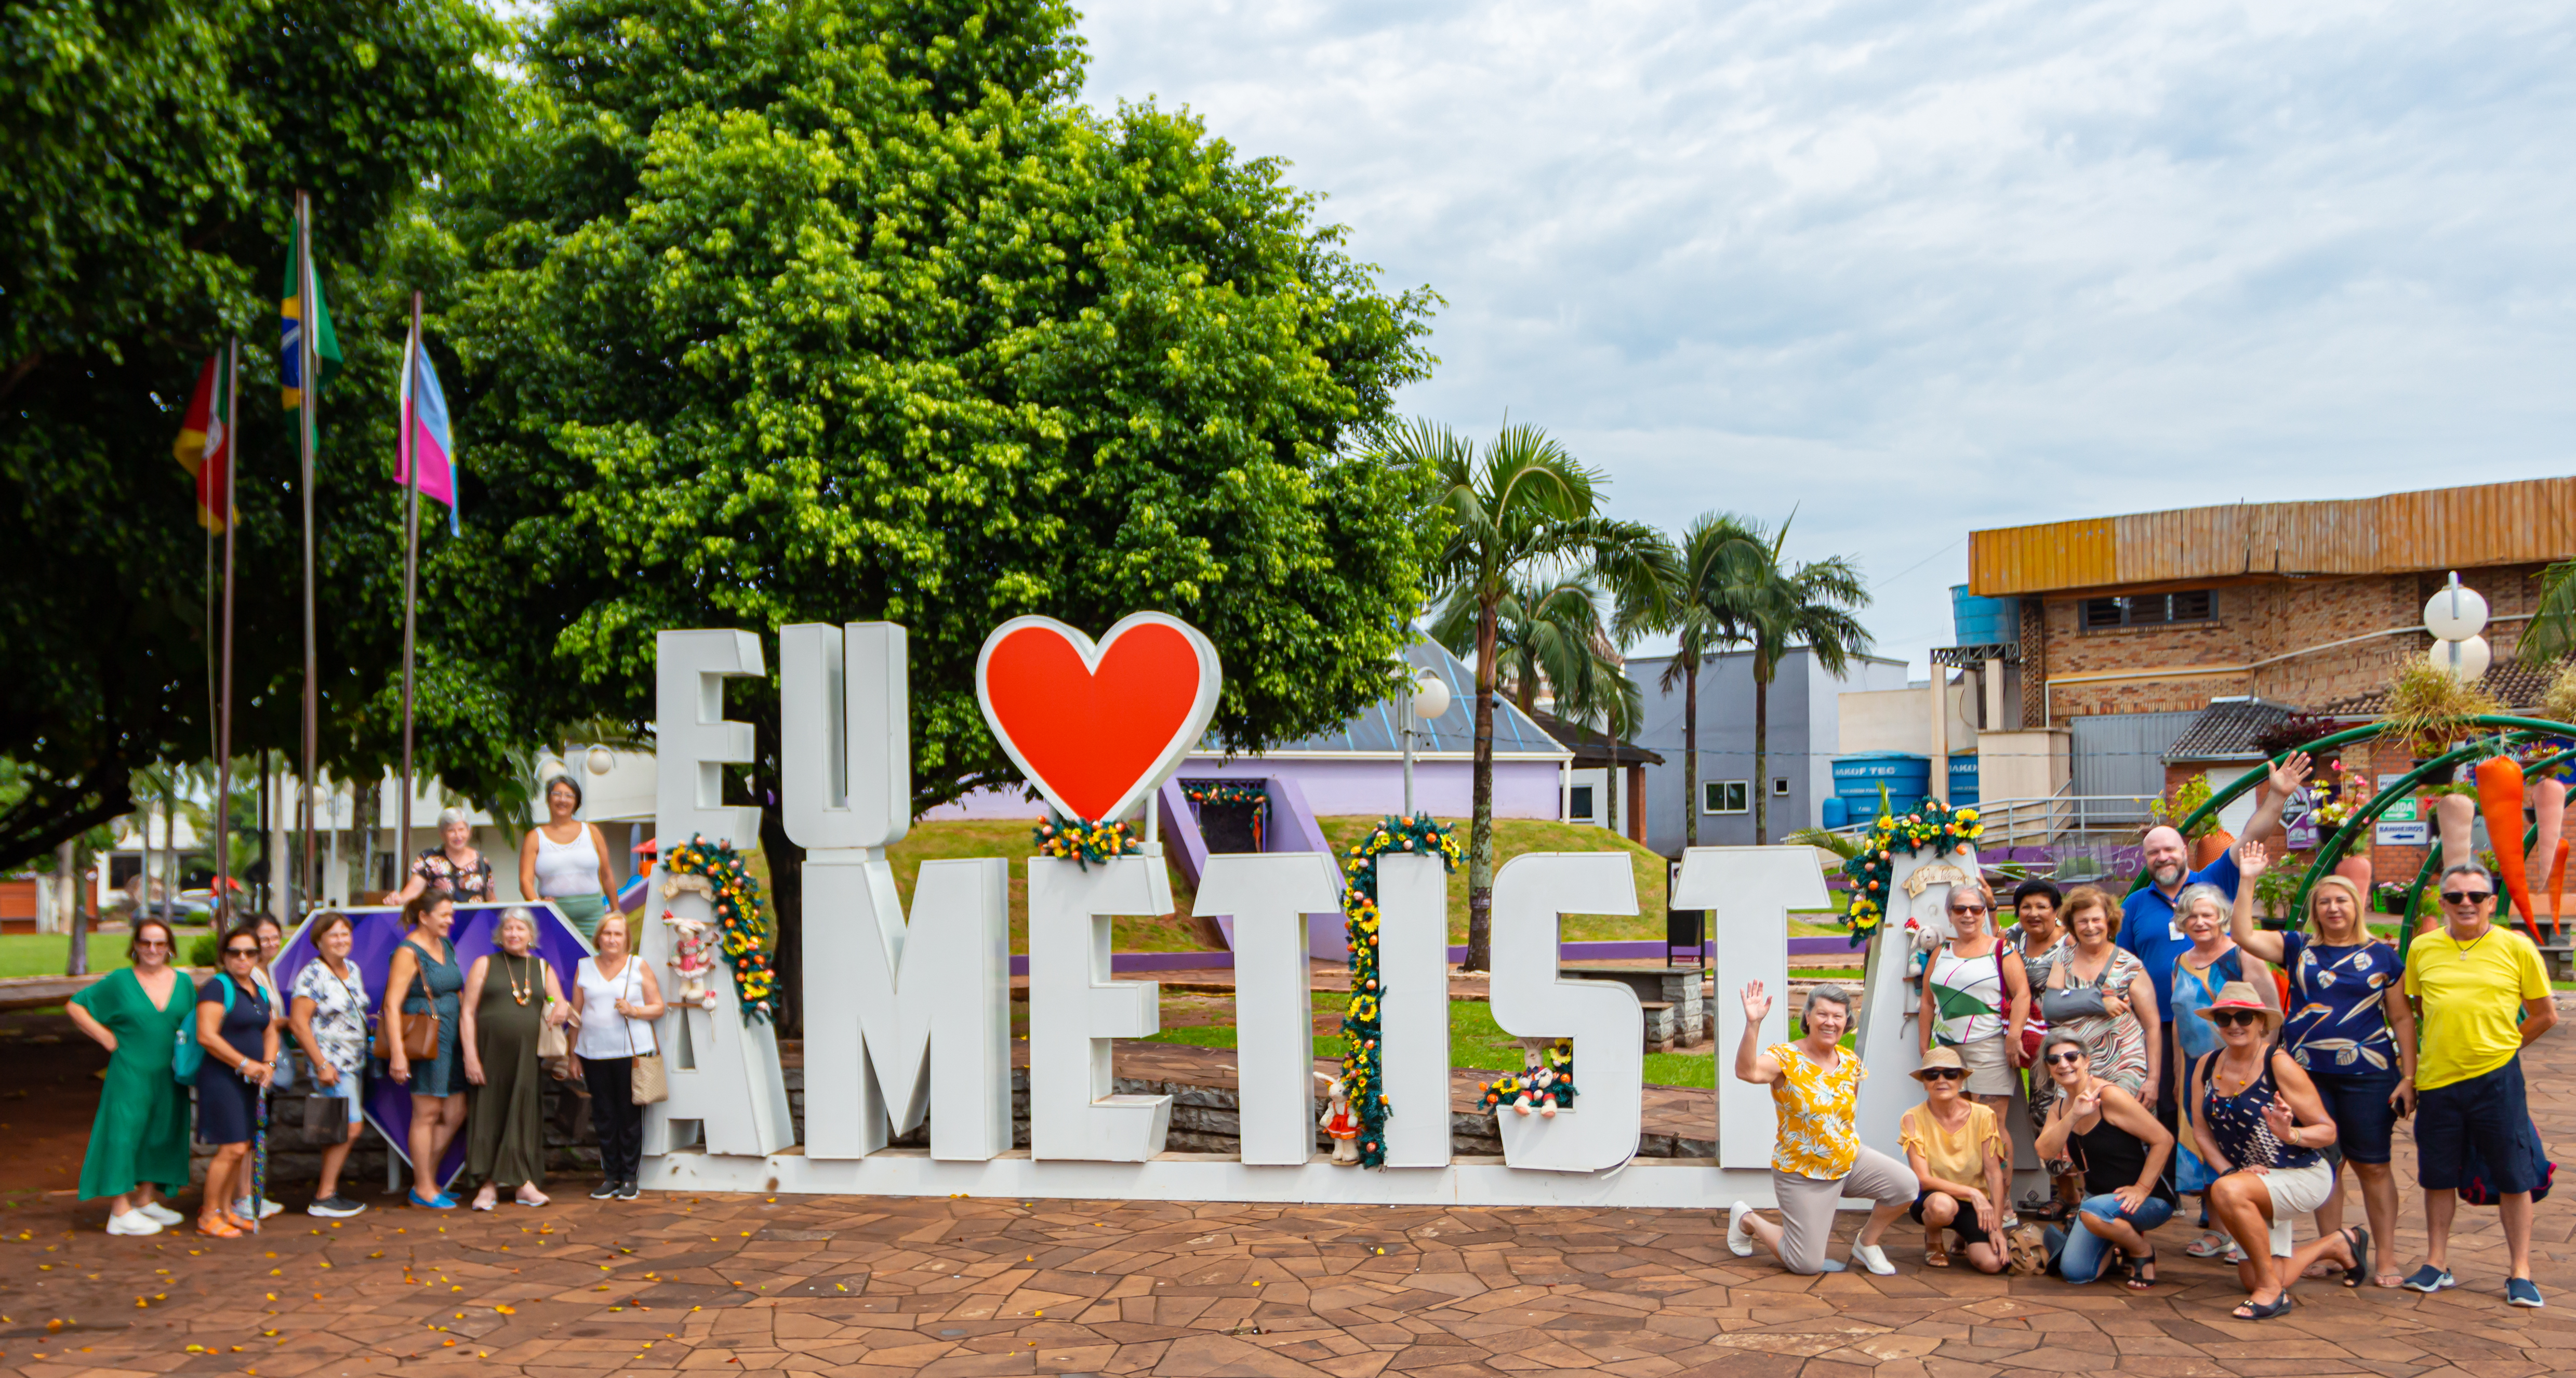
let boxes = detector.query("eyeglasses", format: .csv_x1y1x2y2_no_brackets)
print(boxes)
2044,1050,2085,1066
1948,904,1989,915
2441,890,2495,905
1919,1067,1966,1081
2208,1010,2264,1028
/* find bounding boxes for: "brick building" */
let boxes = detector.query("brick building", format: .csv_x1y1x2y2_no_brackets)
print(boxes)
1959,476,2576,897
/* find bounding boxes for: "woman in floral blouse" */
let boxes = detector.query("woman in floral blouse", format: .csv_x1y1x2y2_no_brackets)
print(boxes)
287,911,370,1217
1726,981,1919,1276
394,807,495,906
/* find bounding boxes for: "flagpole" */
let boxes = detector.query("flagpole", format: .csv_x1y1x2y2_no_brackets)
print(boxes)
399,293,421,883
215,336,238,928
297,190,320,915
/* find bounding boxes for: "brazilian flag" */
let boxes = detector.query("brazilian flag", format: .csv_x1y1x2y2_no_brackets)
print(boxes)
280,219,343,410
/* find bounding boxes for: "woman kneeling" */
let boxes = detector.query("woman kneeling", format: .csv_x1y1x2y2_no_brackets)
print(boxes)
2033,1031,2175,1288
2189,981,2363,1319
1901,1046,2010,1272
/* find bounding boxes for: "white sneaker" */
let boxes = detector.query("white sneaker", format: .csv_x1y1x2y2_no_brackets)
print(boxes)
1850,1242,1896,1276
235,1197,285,1220
107,1210,162,1237
1727,1202,1756,1257
138,1202,184,1226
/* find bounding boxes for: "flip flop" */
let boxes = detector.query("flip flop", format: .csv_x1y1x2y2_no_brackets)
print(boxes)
2342,1227,2371,1289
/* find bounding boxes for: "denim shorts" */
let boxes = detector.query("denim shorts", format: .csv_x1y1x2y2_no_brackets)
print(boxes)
2304,1065,2404,1164
2418,1058,2537,1195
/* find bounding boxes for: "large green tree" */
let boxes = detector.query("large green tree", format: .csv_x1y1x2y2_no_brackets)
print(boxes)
432,0,1442,1024
0,0,511,869
1735,519,1871,844
1382,419,1671,971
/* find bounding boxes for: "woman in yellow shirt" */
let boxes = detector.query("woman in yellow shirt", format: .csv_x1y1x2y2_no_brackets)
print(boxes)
1901,1046,2010,1271
1728,981,1920,1276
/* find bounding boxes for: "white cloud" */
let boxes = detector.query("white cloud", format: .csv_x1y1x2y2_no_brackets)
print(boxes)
1078,0,2576,673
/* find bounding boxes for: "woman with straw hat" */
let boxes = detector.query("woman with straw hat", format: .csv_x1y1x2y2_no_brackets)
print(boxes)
1899,1046,2009,1272
2229,840,2415,1288
2190,979,2363,1319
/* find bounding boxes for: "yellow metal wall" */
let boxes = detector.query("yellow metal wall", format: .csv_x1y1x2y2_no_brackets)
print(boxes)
1968,476,2576,595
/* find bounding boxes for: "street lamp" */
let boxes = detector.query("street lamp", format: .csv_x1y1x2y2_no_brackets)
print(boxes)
1401,668,1452,818
2424,571,2492,682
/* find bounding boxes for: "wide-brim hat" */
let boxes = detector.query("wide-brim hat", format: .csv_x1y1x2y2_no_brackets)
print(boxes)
1910,1046,1969,1081
2194,980,2283,1033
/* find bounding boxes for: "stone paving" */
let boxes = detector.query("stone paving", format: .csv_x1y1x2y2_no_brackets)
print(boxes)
6,1030,2574,1376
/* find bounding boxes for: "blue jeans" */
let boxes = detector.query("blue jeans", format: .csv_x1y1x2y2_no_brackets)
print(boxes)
2059,1192,2176,1283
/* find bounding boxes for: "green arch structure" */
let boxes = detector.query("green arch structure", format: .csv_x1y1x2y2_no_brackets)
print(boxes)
2118,714,2576,961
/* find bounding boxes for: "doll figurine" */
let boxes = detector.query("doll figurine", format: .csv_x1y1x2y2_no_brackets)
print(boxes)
1320,1077,1360,1164
664,909,719,1010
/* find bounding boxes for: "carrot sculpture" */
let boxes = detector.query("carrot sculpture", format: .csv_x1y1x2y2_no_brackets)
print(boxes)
2476,754,2535,935
2532,775,2567,938
2437,792,2479,878
2553,838,2570,939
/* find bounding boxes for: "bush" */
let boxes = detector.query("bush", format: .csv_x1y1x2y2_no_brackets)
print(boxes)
187,933,220,970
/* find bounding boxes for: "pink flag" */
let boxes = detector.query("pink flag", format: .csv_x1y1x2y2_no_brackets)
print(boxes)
394,323,459,532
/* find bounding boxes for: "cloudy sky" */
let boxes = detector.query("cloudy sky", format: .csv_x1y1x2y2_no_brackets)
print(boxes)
1075,0,2576,675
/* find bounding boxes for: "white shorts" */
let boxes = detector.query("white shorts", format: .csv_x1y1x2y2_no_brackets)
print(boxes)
2258,1159,2338,1257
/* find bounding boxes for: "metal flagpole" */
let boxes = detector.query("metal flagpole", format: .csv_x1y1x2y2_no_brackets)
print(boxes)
398,293,421,878
297,191,320,916
215,337,238,929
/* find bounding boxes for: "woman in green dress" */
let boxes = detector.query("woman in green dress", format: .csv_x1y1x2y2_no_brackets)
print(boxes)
63,917,195,1235
461,907,572,1209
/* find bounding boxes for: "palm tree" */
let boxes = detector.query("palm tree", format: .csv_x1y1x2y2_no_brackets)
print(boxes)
1735,517,1873,845
1432,574,1648,838
1378,418,1675,971
1623,512,1765,850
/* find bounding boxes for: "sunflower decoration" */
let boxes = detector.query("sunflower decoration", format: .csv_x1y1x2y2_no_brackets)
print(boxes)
1337,812,1460,1168
1838,800,1983,949
1032,816,1143,870
659,834,778,1025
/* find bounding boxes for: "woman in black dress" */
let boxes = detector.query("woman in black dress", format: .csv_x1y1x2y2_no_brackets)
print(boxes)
394,807,496,906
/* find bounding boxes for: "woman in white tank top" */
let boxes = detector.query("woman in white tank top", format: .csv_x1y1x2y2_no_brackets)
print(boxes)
520,776,617,940
572,910,663,1200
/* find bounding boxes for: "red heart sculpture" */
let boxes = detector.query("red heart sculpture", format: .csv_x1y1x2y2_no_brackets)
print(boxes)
976,613,1222,823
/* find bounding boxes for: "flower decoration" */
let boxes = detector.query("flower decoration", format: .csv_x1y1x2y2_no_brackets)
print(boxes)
1338,812,1461,1168
1032,816,1143,870
658,834,778,1025
1838,799,1983,949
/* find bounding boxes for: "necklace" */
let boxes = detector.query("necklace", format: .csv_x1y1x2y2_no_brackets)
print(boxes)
2214,1051,2264,1094
504,951,535,1006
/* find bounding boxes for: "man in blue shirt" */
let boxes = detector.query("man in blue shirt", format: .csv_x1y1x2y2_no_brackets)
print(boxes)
2118,751,2309,1121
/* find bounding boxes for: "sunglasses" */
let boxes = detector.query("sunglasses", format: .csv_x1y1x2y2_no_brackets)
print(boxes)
2208,1009,2265,1028
1919,1067,1966,1081
134,939,168,949
2441,890,2495,905
1948,904,1989,915
2044,1050,2085,1065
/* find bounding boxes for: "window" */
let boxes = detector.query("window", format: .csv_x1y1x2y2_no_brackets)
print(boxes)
2081,590,2217,629
1569,785,1596,823
1703,780,1748,814
1772,778,1791,797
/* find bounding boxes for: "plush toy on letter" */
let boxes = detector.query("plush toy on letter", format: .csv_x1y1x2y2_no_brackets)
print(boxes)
662,909,720,1010
1319,1077,1360,1165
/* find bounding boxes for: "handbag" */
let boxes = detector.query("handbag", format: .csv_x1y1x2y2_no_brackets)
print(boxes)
373,941,441,1064
619,960,668,1105
301,1079,352,1145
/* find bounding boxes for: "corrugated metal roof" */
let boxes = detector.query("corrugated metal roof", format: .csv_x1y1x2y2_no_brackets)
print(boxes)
1969,476,2576,596
2163,699,2302,762
1197,642,1570,759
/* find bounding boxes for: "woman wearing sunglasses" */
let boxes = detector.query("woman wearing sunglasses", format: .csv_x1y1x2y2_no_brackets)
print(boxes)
193,923,283,1238
1917,881,2033,1137
2033,1030,2173,1288
2190,981,2365,1319
2228,841,2413,1288
1899,1046,2008,1271
63,917,194,1235
2170,882,2274,1261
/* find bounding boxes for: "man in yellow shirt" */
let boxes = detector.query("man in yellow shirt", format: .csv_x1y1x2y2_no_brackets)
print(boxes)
2401,863,2557,1307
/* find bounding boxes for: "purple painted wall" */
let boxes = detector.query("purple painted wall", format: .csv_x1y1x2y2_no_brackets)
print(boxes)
920,755,1566,823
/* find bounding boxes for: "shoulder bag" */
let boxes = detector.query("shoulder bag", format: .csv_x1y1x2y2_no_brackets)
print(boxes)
172,975,230,1084
621,960,668,1105
373,940,442,1064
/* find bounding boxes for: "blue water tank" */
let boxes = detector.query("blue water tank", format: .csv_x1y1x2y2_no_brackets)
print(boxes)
1819,796,1850,829
1832,753,1931,816
1951,585,2021,646
1948,753,1980,807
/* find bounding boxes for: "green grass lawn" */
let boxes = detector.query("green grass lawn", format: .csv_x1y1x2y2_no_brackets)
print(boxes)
0,928,215,979
1142,990,1743,1090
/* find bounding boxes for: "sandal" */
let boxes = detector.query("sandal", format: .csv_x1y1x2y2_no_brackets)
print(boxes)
2232,1293,2295,1320
1923,1225,1951,1268
2123,1249,2156,1291
2185,1230,2232,1258
2341,1227,2371,1289
196,1215,241,1238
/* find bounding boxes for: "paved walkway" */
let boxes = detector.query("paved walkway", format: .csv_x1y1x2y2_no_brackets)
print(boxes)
6,1033,2573,1376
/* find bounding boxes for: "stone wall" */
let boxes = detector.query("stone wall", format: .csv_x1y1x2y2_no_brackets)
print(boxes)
192,1075,601,1188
